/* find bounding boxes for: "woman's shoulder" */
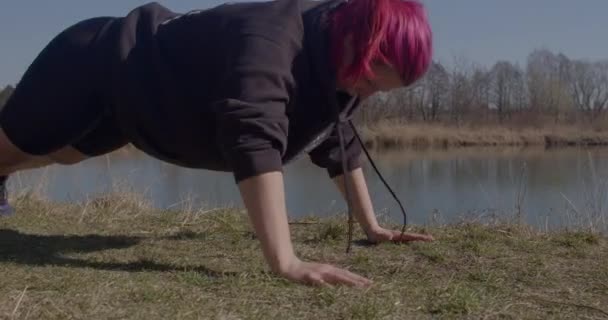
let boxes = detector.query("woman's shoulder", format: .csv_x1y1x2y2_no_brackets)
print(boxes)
212,0,306,41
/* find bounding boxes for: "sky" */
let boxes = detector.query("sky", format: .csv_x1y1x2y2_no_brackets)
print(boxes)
1,0,607,87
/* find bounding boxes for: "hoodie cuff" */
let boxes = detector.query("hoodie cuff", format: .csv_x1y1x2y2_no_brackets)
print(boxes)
326,156,362,178
232,149,283,183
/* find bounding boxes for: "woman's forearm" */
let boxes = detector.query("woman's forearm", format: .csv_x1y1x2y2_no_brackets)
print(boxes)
238,171,297,273
333,168,381,233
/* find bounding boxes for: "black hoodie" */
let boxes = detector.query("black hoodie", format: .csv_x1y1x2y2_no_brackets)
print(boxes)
111,0,362,182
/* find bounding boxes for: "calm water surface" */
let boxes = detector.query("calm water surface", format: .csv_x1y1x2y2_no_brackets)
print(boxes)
11,147,608,230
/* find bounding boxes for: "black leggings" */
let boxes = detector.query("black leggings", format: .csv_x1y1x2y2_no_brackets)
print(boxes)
0,17,128,157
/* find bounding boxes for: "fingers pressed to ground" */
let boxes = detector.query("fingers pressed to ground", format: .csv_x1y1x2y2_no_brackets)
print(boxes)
325,266,372,288
396,231,435,242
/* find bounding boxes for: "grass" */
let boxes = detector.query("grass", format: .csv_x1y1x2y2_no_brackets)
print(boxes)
0,195,607,319
359,122,608,150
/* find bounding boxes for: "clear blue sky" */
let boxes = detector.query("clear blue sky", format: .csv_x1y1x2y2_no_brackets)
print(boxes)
1,0,607,87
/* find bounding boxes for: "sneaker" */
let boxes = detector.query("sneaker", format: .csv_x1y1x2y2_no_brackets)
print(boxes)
0,204,14,216
0,176,14,217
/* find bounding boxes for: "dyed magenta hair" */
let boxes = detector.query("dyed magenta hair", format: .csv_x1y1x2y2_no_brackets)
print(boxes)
328,0,433,86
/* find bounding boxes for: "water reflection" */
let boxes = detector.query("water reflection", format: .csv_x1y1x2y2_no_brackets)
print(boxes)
10,147,608,230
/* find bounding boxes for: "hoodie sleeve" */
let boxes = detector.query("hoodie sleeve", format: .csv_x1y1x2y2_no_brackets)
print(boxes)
309,122,362,178
214,31,299,183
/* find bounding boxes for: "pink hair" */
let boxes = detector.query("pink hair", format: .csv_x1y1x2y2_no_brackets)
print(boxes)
328,0,433,86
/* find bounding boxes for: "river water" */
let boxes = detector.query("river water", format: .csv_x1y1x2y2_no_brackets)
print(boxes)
10,147,608,231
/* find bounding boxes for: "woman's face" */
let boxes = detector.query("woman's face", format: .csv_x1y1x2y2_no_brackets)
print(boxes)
342,62,404,99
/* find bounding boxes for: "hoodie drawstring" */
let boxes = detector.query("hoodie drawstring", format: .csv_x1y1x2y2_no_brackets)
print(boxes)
349,121,409,232
336,118,409,253
337,121,356,253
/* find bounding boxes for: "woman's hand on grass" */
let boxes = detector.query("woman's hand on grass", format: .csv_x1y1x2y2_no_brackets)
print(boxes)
279,258,372,288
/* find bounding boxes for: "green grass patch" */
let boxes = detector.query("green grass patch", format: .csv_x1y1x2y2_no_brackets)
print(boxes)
0,197,606,319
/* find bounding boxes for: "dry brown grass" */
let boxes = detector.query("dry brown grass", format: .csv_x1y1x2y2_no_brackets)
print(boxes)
360,121,608,150
0,195,606,319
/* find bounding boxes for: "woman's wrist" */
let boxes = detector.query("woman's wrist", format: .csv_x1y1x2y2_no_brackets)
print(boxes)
273,254,301,275
359,218,381,235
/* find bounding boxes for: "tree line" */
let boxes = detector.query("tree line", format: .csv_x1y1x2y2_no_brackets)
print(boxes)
357,48,608,127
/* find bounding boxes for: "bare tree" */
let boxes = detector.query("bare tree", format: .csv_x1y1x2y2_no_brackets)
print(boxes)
412,82,429,121
490,61,525,122
448,56,476,123
423,61,449,121
568,60,608,121
356,93,391,125
512,63,528,112
470,67,491,119
526,49,571,122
